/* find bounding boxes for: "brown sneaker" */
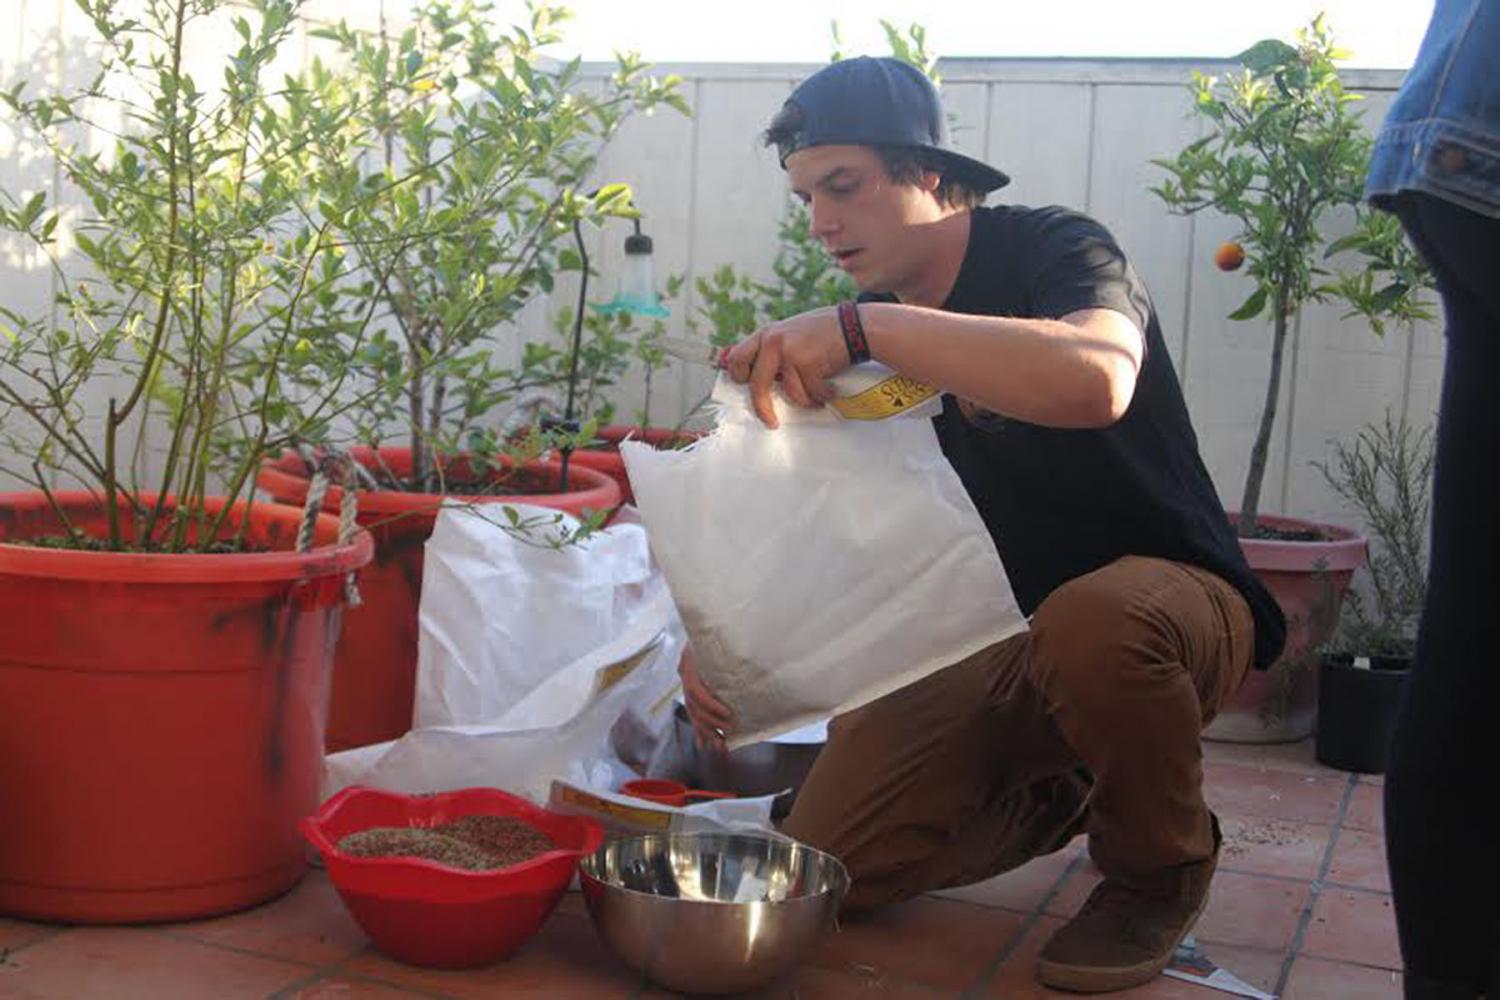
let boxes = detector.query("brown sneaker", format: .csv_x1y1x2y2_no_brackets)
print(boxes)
1035,830,1218,993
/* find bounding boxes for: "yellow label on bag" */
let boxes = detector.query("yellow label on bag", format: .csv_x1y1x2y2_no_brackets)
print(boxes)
591,635,664,697
829,373,939,421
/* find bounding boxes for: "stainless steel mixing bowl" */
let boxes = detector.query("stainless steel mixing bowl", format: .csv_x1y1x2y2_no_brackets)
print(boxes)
580,831,848,995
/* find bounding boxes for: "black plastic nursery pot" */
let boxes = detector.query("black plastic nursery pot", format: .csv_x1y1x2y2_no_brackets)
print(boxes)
1314,652,1410,775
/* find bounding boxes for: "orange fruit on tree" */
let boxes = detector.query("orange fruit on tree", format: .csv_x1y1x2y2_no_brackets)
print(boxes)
1214,241,1246,271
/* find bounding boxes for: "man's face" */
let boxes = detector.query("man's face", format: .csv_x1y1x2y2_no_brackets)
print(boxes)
784,144,944,294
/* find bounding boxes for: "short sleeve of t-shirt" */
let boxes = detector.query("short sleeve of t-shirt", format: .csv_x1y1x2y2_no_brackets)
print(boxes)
1021,210,1153,348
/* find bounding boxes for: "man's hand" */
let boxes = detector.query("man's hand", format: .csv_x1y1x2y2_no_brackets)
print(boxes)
679,644,734,754
723,307,851,428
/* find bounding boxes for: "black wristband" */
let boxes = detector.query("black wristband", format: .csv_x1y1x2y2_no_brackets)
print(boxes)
837,301,870,365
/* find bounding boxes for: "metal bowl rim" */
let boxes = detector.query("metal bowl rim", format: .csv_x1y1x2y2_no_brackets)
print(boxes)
579,831,849,907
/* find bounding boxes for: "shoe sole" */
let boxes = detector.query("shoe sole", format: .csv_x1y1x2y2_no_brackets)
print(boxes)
1034,891,1212,994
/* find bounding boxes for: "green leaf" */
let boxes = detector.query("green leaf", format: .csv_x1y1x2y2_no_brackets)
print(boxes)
1235,39,1298,75
21,191,46,227
1371,283,1408,313
1229,286,1269,321
1323,232,1363,257
592,182,633,213
405,50,421,76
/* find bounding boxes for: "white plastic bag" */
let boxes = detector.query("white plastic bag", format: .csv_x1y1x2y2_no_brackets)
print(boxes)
622,374,1026,748
324,504,683,804
322,592,682,803
414,502,657,729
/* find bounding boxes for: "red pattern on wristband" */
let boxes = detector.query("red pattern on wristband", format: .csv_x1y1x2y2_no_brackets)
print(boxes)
837,301,870,365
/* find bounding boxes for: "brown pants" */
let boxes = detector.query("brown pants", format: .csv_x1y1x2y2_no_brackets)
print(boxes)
781,556,1254,911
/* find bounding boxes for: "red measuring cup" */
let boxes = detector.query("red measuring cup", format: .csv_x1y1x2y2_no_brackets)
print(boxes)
619,778,737,808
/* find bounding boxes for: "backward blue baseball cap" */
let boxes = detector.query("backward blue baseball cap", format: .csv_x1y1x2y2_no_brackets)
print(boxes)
774,56,1010,193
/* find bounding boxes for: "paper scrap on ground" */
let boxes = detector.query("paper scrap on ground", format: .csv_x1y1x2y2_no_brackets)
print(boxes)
546,780,777,838
1164,937,1278,999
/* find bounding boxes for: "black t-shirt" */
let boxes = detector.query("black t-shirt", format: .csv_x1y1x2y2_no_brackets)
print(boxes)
875,204,1285,668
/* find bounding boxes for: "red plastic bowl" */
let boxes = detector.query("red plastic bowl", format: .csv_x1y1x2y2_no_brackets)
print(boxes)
300,786,604,968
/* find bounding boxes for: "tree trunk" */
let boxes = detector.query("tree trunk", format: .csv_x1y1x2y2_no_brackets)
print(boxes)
1238,290,1291,538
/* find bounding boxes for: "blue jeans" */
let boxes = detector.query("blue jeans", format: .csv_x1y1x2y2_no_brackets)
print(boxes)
1385,192,1500,997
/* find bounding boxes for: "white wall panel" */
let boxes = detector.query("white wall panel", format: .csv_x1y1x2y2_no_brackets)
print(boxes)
0,39,1428,528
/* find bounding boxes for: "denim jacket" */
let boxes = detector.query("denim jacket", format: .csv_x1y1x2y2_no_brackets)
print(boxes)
1365,0,1500,218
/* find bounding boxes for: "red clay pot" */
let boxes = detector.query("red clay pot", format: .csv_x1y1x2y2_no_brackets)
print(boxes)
0,491,372,922
1204,514,1367,744
256,447,620,752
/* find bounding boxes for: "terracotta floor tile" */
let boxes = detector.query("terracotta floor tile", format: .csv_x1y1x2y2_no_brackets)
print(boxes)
978,917,1283,999
164,871,367,966
931,846,1080,914
1342,781,1385,834
1044,861,1308,957
1300,889,1401,970
1218,815,1332,880
0,927,309,999
344,911,639,999
1203,763,1348,825
1324,829,1391,892
1193,871,1310,953
0,918,61,956
283,975,430,999
1283,956,1403,999
1201,737,1326,775
554,888,587,919
1042,860,1101,919
811,896,1025,991
641,963,949,998
976,915,1070,999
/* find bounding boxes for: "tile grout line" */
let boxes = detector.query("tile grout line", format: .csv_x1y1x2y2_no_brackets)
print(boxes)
1316,879,1392,896
1218,865,1334,887
151,927,328,969
1216,863,1390,895
0,925,68,961
266,967,340,1000
959,851,1088,998
1272,772,1360,996
272,969,459,1000
278,946,464,1000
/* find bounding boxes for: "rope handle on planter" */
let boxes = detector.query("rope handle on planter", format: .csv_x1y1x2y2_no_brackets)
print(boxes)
295,450,363,608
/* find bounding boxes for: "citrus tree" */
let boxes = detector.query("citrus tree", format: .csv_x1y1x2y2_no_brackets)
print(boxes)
1152,16,1377,537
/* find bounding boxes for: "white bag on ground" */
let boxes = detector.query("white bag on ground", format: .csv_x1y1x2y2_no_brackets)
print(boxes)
622,374,1026,748
414,502,656,729
324,504,683,804
323,590,683,803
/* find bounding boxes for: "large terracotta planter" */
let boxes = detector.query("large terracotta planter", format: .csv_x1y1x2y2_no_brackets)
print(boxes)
256,447,621,752
568,425,701,505
0,491,371,922
1203,514,1367,744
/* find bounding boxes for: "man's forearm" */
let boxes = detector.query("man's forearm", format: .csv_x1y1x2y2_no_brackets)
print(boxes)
858,302,1140,428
